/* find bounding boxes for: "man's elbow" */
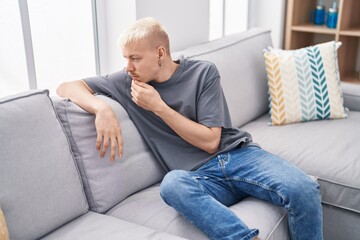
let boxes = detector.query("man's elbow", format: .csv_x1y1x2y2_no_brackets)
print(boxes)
56,80,89,98
205,140,220,155
204,127,222,155
56,82,67,97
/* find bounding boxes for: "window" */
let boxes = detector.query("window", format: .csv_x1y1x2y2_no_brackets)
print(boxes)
0,0,29,97
28,0,96,95
209,0,249,41
0,0,96,97
1,0,250,98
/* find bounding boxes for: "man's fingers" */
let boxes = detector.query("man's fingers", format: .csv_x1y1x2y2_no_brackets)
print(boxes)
131,82,138,94
131,83,140,104
100,138,109,158
96,131,123,161
96,134,102,151
110,138,117,161
131,80,142,92
94,106,123,161
116,131,123,158
133,80,149,88
130,88,138,100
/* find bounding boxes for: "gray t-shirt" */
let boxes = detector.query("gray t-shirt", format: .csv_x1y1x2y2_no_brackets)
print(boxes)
84,58,254,171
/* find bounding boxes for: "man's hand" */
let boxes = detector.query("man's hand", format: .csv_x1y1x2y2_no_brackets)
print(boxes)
131,80,165,112
130,80,221,155
94,105,123,161
57,80,124,162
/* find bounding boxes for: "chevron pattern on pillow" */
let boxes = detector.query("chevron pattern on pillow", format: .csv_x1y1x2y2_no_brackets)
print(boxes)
264,41,347,125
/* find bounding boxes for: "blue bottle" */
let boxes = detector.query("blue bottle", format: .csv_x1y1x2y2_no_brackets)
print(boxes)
313,0,325,25
327,1,338,28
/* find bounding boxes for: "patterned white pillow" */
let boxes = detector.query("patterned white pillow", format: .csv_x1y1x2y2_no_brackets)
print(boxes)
264,41,347,125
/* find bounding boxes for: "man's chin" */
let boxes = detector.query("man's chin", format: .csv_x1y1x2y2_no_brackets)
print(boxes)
134,78,151,83
131,76,140,81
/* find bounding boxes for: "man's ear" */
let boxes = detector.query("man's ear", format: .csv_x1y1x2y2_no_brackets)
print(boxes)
157,46,166,67
158,46,166,60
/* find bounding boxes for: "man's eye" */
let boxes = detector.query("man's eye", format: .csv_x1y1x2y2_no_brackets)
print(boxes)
132,58,139,62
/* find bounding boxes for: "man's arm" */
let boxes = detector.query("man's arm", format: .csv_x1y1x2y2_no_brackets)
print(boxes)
131,80,221,154
57,80,123,160
157,106,221,154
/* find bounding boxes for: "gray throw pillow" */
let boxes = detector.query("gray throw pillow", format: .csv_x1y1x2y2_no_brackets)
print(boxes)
53,95,166,213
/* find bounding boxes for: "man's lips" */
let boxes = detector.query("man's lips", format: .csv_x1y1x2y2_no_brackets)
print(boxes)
129,73,139,79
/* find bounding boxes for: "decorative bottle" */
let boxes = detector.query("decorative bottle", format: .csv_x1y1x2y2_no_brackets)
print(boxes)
327,1,338,28
313,0,326,25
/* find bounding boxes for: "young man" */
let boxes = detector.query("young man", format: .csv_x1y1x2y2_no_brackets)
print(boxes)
57,17,323,240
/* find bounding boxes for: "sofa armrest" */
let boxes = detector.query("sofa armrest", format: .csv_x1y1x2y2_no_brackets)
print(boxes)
341,82,360,112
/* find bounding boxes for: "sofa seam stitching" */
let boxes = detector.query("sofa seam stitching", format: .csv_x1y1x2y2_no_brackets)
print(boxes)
321,201,360,214
53,97,90,214
64,99,99,213
265,211,288,240
317,177,360,190
0,89,48,104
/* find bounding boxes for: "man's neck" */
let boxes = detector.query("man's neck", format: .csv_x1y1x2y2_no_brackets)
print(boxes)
154,59,180,83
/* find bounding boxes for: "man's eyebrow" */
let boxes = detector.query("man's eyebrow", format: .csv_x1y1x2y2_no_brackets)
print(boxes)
128,54,140,58
124,55,139,59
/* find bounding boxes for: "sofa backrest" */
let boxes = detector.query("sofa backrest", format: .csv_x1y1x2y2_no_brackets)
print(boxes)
53,95,166,214
175,28,272,127
0,90,88,240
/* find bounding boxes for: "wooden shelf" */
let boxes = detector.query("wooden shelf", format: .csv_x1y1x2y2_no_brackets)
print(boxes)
339,28,360,37
342,74,360,84
291,25,360,37
291,24,337,34
285,0,360,84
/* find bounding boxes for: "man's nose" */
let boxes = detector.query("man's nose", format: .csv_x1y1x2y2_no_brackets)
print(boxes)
126,61,134,72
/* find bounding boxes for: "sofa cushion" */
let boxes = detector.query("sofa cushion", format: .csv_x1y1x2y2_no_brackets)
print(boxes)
41,211,187,240
241,112,360,213
53,95,166,214
264,41,347,125
323,204,360,240
175,28,272,127
107,184,289,240
342,82,360,112
0,90,88,240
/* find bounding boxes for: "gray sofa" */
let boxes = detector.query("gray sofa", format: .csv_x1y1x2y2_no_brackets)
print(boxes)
1,28,359,240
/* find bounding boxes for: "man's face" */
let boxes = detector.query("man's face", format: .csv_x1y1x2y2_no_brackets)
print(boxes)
122,39,160,83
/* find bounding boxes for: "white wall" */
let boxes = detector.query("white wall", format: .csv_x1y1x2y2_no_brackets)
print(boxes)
136,0,209,52
99,0,210,74
97,0,136,75
1,0,288,97
248,0,286,48
99,0,285,75
99,0,288,75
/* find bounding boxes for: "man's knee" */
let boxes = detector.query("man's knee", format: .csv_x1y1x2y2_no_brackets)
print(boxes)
303,178,321,202
160,170,189,201
284,176,321,208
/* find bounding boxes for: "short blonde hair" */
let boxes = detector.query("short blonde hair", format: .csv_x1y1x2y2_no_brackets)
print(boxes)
119,17,170,53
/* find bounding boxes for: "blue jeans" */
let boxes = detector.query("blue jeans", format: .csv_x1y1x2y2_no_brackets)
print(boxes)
160,146,323,240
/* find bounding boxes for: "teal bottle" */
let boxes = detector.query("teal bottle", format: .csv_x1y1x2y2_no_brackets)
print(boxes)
327,1,338,28
313,0,325,25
